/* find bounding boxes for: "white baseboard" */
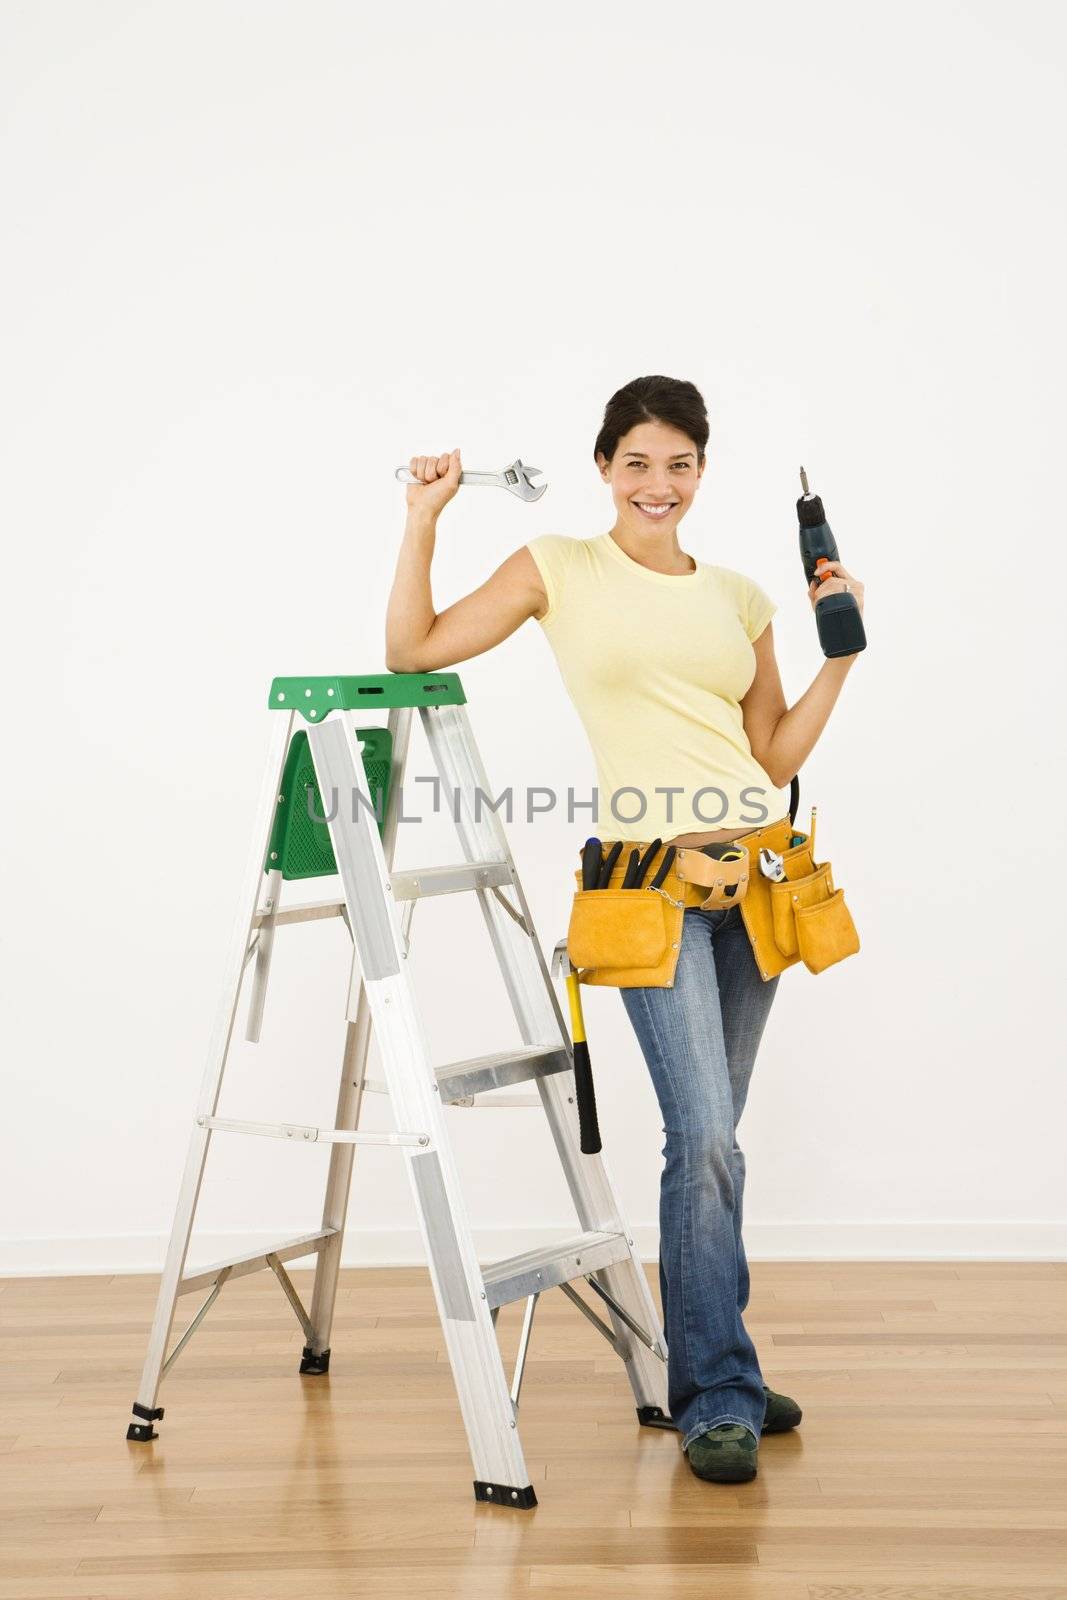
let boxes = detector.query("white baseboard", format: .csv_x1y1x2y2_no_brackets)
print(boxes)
1,1221,1064,1277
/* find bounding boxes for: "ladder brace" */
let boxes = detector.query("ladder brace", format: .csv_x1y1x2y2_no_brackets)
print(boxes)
266,1252,315,1341
179,1229,339,1297
161,1266,233,1378
488,1293,541,1413
161,1248,319,1379
561,1271,665,1360
197,1115,431,1147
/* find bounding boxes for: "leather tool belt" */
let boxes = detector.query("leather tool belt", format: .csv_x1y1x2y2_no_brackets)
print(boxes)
566,808,859,987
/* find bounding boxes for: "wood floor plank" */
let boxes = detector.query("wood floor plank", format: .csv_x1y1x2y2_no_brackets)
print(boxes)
0,1261,1064,1598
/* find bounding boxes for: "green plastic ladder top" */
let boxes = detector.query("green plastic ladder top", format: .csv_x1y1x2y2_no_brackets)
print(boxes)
269,672,466,723
265,725,392,880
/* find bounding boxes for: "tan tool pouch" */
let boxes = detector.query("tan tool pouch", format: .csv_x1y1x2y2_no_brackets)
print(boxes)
567,880,685,987
736,810,860,980
566,840,700,987
566,834,755,987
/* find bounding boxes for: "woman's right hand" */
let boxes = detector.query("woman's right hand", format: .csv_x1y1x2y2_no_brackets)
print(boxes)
406,448,462,517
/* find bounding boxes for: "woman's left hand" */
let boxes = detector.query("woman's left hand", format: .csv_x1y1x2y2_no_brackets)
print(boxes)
809,559,864,618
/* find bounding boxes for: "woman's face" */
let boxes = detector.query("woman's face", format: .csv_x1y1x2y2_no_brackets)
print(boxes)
597,419,704,536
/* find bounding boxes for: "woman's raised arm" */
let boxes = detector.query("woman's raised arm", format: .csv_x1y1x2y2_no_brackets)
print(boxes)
384,449,548,673
741,560,865,786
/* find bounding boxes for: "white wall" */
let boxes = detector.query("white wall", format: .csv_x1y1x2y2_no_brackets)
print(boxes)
3,0,1065,1275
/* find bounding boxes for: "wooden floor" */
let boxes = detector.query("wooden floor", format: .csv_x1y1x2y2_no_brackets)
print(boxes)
1,1260,1065,1598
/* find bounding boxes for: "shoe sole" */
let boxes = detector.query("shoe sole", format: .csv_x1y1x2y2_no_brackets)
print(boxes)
688,1460,757,1482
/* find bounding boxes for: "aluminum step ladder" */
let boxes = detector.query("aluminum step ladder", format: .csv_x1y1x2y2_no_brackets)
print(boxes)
125,671,674,1509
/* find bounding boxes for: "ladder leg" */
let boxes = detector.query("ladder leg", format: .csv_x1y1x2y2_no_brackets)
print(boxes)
300,707,414,1373
126,711,295,1441
421,702,673,1430
306,711,539,1508
245,867,282,1043
298,979,372,1372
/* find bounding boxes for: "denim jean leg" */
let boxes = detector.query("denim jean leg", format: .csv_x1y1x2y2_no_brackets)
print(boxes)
620,905,778,1449
715,908,780,1316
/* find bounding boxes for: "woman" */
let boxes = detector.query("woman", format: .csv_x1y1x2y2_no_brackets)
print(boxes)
385,374,864,1485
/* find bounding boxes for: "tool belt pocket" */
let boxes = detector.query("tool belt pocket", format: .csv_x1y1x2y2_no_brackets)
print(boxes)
566,862,686,988
568,887,671,971
770,860,833,958
766,838,860,972
792,887,861,973
736,809,861,981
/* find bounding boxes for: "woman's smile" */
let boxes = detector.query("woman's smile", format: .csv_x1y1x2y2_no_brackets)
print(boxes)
633,500,678,520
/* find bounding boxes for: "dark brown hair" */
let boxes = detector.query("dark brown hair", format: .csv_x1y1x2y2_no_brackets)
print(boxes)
593,375,709,468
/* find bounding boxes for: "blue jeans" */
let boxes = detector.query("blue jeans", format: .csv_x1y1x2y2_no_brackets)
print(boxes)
620,902,780,1450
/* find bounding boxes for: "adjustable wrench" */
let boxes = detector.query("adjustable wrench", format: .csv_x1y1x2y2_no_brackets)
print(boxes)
394,457,547,502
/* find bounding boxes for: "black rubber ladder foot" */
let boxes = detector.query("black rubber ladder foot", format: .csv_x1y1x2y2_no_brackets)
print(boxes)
126,1402,164,1441
636,1403,679,1430
473,1479,538,1509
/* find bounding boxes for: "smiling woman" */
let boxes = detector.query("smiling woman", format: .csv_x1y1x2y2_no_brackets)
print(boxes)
611,434,701,547
386,372,863,1482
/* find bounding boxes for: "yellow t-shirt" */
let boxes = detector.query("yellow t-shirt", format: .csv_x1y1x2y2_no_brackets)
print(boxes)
526,531,790,843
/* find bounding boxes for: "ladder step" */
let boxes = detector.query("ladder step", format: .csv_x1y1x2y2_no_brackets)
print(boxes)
390,861,513,901
435,1045,571,1104
481,1229,633,1311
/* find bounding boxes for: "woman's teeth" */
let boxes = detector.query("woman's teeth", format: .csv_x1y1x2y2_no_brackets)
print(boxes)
634,502,675,518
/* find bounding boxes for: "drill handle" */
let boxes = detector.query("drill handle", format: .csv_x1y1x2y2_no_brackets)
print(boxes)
797,482,866,658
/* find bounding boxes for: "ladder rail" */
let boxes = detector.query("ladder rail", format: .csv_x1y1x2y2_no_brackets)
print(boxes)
126,710,296,1439
246,867,282,1042
306,704,415,1366
304,708,541,1501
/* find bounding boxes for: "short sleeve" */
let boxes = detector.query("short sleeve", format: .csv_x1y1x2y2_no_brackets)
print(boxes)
526,535,576,627
741,575,777,642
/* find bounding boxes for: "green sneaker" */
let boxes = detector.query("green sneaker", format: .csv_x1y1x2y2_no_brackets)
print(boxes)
684,1423,758,1482
761,1383,802,1433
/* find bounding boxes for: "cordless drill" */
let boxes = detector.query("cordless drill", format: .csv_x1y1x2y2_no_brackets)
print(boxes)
797,466,866,658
